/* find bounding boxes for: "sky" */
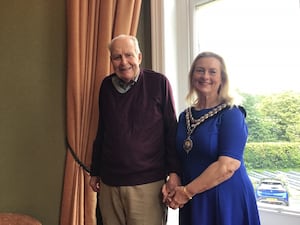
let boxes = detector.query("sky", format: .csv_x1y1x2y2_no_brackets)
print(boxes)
195,0,300,94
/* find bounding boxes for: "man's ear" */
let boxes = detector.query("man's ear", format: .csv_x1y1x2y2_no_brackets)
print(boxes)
138,53,143,64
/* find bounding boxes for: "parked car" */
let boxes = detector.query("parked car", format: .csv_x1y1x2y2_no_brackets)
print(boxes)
255,178,289,206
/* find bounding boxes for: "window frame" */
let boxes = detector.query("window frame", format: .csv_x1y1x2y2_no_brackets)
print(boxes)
151,0,191,114
150,0,216,113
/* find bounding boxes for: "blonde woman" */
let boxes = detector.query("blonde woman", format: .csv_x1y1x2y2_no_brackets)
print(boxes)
168,52,261,225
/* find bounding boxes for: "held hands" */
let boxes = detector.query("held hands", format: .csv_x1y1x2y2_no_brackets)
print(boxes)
162,173,181,206
162,179,192,209
168,186,193,209
162,173,193,209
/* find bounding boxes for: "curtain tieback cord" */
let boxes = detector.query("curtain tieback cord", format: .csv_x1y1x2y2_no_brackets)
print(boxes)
66,137,91,173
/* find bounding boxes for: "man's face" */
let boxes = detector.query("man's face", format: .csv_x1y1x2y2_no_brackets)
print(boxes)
110,38,142,83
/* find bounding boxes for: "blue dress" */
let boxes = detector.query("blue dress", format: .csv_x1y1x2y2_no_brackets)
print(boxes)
176,106,260,225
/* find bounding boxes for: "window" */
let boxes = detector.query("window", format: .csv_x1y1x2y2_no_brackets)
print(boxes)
193,1,300,209
151,1,300,224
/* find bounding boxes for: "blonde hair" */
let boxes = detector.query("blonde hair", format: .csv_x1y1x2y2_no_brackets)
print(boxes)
186,51,235,106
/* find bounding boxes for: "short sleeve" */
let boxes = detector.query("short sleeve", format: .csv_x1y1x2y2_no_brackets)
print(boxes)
218,107,248,161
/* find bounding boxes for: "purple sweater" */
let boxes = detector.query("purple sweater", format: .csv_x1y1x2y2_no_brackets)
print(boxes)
90,69,180,186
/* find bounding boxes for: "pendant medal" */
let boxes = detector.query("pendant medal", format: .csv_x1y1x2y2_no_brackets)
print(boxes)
183,136,193,153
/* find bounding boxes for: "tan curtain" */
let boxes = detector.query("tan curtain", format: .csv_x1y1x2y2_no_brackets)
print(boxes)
60,1,142,225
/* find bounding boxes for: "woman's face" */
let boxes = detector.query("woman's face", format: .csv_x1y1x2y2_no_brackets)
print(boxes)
192,56,222,97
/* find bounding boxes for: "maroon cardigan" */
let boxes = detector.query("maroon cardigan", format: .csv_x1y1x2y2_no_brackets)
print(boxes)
90,68,180,186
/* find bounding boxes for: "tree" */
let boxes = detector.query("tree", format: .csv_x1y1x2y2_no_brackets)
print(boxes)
240,93,274,142
240,91,300,142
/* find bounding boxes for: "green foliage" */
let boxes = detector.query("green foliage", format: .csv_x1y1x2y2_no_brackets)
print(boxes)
237,91,300,170
244,142,300,169
240,91,300,142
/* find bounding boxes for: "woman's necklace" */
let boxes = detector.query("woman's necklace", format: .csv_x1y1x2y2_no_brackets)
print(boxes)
183,103,228,154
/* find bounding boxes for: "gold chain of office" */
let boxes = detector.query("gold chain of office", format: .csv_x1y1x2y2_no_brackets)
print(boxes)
183,103,228,153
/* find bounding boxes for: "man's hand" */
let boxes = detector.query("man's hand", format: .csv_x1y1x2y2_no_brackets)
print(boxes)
89,176,101,192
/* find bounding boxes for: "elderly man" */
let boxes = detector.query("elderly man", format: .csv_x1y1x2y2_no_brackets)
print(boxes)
89,34,181,225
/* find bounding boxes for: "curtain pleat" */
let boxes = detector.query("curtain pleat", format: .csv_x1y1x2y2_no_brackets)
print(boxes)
114,0,142,35
61,1,142,225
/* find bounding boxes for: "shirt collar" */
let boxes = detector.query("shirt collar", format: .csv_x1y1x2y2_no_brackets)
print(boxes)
112,74,139,93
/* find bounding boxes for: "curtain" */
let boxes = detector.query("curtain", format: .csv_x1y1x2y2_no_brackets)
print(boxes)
60,1,142,225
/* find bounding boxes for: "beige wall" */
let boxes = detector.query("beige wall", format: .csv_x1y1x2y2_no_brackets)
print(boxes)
0,1,151,225
0,0,67,224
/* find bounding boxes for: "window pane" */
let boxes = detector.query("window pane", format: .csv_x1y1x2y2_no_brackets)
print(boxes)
194,0,300,94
